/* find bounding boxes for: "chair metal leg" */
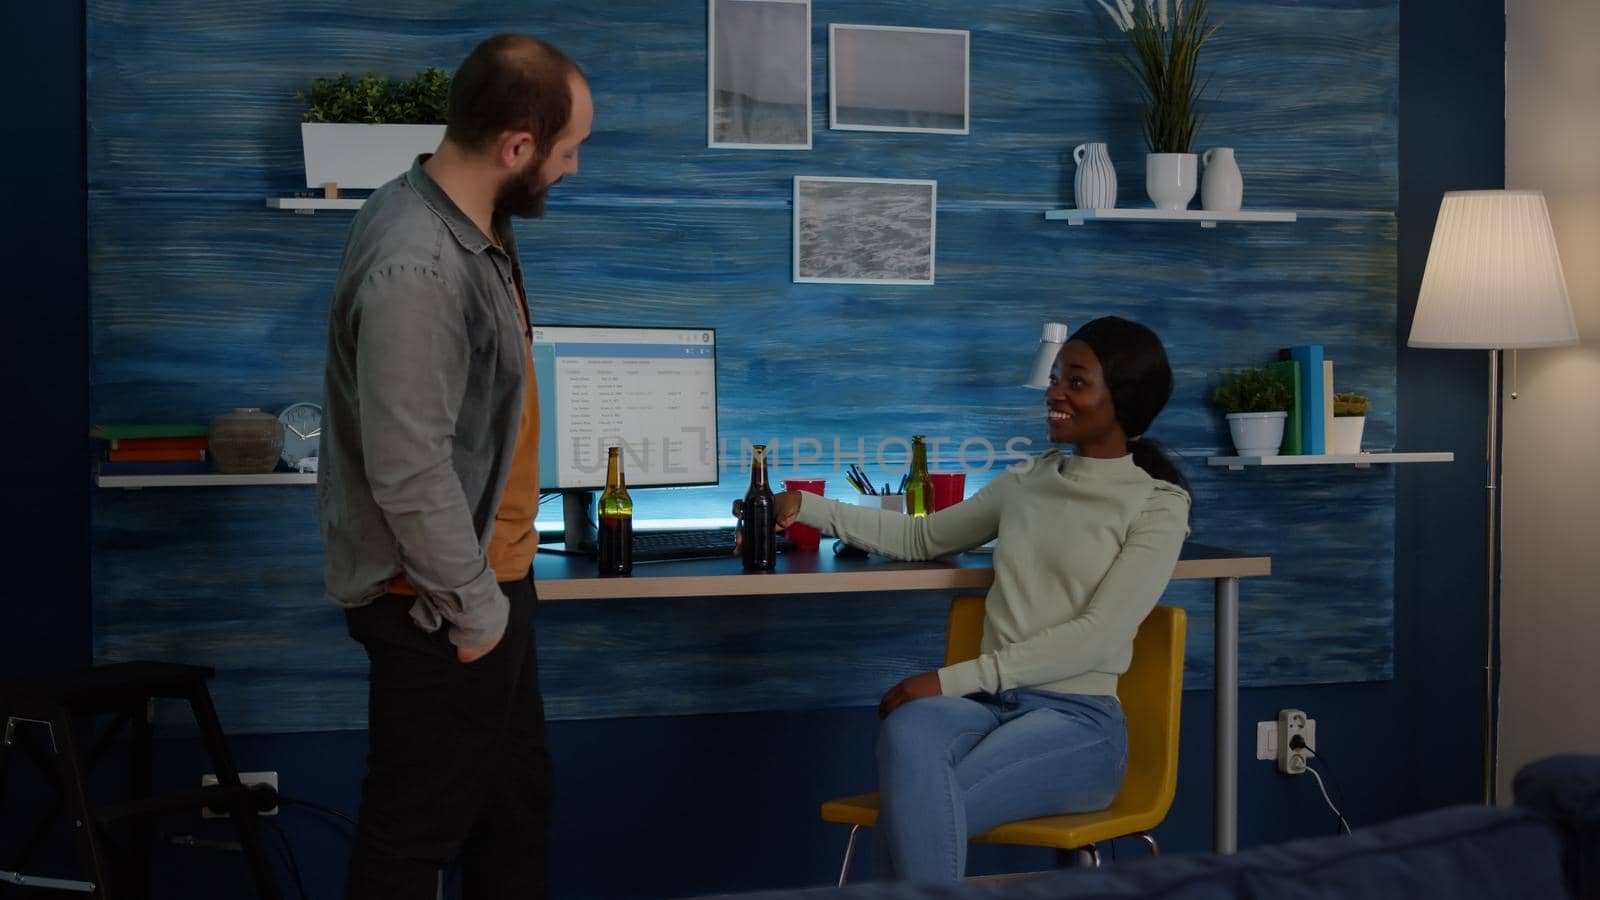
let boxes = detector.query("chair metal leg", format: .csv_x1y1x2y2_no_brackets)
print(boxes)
186,681,280,900
1086,844,1101,867
837,825,862,888
1139,832,1160,856
50,708,115,898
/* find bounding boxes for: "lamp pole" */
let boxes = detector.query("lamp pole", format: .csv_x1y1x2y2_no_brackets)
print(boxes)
1483,349,1501,805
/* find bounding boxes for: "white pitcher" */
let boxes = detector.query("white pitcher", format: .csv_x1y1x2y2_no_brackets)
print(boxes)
1073,143,1117,210
1201,147,1244,212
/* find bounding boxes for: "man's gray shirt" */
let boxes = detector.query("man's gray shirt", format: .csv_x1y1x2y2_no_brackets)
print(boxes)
319,158,531,648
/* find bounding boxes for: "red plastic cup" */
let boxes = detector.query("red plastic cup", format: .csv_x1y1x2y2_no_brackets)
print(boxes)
782,479,827,551
930,472,966,511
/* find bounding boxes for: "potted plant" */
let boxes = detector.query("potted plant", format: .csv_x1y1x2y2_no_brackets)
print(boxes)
1213,367,1292,456
1093,0,1221,210
298,68,451,194
1330,392,1371,454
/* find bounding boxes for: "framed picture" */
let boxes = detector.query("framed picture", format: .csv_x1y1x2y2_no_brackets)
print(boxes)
793,177,937,285
708,0,812,149
829,24,969,134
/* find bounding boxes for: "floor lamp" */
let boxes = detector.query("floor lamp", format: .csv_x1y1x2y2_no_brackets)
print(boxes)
1406,189,1578,803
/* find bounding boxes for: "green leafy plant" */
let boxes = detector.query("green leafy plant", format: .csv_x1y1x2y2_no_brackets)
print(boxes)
1212,367,1292,414
1093,0,1221,153
1333,392,1371,418
299,68,451,124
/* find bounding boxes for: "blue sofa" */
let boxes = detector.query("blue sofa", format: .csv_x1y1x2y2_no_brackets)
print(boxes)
715,756,1600,900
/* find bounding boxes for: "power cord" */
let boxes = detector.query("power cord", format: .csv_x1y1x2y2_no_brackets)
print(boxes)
263,817,312,900
1290,736,1352,835
279,796,359,830
169,796,356,899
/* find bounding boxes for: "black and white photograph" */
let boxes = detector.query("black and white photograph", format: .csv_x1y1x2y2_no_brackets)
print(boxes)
708,0,812,149
793,177,937,284
829,24,969,134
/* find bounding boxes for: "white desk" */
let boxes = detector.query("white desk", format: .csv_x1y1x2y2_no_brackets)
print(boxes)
534,542,1271,853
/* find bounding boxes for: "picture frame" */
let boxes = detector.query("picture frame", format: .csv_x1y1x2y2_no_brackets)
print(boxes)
829,24,970,135
793,176,937,285
708,0,813,150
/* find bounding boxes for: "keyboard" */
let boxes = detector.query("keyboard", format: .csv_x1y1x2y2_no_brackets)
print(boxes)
631,527,740,562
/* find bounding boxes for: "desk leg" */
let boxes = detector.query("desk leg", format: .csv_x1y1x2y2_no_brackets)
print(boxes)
1215,576,1239,854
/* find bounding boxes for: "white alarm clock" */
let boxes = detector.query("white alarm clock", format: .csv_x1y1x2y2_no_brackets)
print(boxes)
277,402,323,469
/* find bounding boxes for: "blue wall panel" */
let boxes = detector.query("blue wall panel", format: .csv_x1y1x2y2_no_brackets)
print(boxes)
88,0,1402,733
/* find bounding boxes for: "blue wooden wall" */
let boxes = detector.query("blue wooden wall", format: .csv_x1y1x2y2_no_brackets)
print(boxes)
88,0,1400,733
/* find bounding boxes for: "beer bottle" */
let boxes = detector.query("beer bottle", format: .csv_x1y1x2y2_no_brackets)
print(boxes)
740,444,777,571
906,434,935,517
596,446,633,577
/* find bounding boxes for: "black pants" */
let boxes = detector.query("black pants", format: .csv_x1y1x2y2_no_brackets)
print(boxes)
343,575,552,900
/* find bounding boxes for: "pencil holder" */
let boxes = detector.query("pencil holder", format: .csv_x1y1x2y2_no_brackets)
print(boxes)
853,494,905,513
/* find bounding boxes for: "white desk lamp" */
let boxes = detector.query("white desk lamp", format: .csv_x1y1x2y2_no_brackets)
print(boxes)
1025,322,1070,389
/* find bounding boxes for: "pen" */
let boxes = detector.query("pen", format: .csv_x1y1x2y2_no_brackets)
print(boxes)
883,482,890,496
897,473,908,494
845,469,867,494
851,464,876,494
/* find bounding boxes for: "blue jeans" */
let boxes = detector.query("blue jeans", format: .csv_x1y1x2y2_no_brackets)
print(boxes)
873,690,1127,881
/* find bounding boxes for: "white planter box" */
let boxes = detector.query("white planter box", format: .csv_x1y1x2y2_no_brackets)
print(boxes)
300,123,446,190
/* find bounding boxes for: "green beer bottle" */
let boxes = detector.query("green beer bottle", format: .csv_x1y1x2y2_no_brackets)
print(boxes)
596,446,633,576
906,434,935,517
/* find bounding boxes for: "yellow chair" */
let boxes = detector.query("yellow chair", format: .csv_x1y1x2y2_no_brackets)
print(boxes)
820,596,1187,885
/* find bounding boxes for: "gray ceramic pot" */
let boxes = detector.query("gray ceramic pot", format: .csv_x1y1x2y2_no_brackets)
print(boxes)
209,408,284,474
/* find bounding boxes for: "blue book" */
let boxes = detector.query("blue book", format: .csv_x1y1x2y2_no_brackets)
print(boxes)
1289,345,1326,454
97,459,212,476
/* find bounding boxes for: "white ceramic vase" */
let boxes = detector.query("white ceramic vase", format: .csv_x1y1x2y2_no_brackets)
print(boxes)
1073,142,1118,209
1226,411,1287,456
1329,416,1366,455
1146,153,1199,211
1201,147,1244,212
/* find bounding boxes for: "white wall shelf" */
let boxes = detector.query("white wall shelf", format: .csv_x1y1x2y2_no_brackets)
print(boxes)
1207,451,1454,471
1044,208,1298,228
266,197,365,214
98,472,317,489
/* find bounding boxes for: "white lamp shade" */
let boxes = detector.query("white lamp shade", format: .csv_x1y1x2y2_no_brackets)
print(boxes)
1408,190,1578,350
1024,322,1070,389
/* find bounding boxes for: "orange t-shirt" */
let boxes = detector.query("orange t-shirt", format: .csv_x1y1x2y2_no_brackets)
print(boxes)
392,275,539,595
484,339,541,580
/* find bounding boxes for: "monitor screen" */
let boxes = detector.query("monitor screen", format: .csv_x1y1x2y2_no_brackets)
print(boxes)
532,325,718,491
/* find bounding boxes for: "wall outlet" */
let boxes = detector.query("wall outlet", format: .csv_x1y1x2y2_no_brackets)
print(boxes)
1276,709,1316,775
199,770,278,818
1258,714,1318,771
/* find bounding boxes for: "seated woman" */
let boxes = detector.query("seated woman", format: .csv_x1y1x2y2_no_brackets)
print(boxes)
772,316,1192,882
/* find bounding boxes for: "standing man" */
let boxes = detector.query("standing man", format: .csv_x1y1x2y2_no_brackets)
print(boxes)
318,33,592,900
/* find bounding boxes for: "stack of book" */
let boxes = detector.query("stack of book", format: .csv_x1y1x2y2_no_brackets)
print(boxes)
92,424,211,475
1268,345,1337,456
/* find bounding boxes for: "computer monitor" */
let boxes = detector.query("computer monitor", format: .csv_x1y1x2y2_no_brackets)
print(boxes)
531,324,718,547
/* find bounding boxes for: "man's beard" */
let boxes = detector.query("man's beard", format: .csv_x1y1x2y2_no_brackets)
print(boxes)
494,159,554,219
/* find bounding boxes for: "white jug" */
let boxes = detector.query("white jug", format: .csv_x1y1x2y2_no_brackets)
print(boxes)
1201,147,1243,212
1073,143,1118,210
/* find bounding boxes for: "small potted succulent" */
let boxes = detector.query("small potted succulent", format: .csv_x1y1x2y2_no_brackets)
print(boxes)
1213,367,1292,456
1329,392,1371,454
297,68,451,194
